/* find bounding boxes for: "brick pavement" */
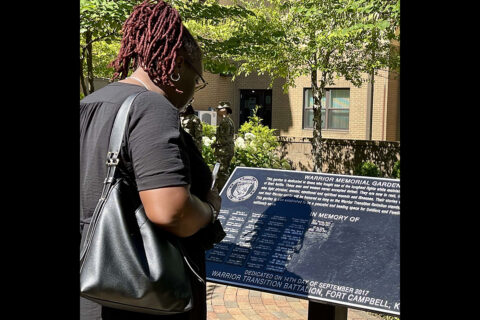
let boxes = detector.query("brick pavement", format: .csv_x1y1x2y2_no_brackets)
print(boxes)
206,282,384,320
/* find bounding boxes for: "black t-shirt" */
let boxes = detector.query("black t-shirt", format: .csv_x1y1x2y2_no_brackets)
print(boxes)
80,81,212,228
80,82,212,319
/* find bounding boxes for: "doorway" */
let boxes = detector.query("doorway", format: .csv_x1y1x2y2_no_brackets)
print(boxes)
239,89,272,128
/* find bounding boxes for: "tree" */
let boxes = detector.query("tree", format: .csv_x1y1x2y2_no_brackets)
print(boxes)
80,0,138,95
172,0,254,75
189,0,400,172
86,40,122,80
80,0,252,96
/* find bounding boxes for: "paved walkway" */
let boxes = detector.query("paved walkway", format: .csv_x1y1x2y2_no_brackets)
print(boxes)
206,282,384,320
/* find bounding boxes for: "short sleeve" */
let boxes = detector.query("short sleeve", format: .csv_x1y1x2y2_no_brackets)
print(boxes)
127,91,190,191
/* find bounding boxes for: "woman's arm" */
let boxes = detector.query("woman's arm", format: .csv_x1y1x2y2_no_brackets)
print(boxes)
139,186,221,238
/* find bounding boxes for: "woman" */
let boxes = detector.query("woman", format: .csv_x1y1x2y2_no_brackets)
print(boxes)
80,1,222,319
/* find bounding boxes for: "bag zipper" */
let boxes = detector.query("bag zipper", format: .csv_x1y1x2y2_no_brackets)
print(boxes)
183,256,205,285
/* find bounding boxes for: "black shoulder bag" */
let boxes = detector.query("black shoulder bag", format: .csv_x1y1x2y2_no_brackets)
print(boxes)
80,93,202,315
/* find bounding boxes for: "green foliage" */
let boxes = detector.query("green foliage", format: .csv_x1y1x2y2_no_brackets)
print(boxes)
178,0,255,75
200,107,292,172
382,316,400,320
237,106,279,151
202,122,217,139
392,160,400,179
91,40,122,79
201,123,217,171
80,40,122,96
189,0,400,91
80,0,140,94
173,0,252,23
230,106,291,171
80,0,137,41
369,312,399,320
355,161,380,177
80,0,252,92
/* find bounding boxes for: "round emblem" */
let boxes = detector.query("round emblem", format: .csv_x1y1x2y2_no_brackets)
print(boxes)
226,176,259,202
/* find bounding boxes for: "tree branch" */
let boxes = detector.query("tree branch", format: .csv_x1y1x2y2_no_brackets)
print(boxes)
80,29,119,50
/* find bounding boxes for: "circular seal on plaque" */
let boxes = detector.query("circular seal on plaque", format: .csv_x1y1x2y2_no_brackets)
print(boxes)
226,176,259,202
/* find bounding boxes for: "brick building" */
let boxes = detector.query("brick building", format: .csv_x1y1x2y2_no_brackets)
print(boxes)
89,67,400,173
192,68,400,142
90,66,400,143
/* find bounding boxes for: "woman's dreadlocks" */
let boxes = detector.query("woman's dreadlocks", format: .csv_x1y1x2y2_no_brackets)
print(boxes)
109,0,201,90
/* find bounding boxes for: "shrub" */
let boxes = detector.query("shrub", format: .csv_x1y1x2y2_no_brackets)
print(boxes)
392,160,400,179
200,106,292,173
368,312,399,320
355,161,380,177
201,123,217,171
230,106,291,171
202,122,217,139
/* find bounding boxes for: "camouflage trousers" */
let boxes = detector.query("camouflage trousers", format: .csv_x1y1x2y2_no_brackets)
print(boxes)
214,146,234,191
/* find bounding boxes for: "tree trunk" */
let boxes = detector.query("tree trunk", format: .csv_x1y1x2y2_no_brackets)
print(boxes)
311,48,329,173
366,28,377,140
311,67,322,173
80,48,88,97
311,48,331,173
85,31,95,94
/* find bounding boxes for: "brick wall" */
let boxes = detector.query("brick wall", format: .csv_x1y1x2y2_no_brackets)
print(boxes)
385,71,400,141
191,72,234,111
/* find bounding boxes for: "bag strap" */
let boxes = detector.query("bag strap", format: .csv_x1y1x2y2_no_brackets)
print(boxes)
80,93,140,262
99,93,141,199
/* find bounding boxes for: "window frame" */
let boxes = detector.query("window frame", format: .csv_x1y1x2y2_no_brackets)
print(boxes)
302,87,350,131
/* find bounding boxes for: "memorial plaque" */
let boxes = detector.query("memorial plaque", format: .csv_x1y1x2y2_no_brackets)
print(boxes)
206,167,400,315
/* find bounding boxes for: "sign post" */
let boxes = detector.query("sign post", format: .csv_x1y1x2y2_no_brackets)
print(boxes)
207,167,400,317
308,302,347,320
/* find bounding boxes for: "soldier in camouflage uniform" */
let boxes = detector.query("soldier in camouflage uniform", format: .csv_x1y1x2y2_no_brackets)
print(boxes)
180,104,203,151
213,102,235,190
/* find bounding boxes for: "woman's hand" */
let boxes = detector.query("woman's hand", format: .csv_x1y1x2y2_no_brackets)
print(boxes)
196,187,226,248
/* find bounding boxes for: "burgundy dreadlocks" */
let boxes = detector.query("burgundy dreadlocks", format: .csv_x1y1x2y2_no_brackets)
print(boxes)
109,0,201,90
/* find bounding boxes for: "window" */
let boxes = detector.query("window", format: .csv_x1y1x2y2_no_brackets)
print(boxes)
303,88,350,130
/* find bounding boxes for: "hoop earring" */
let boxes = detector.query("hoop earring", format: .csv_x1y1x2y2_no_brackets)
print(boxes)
170,73,181,82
